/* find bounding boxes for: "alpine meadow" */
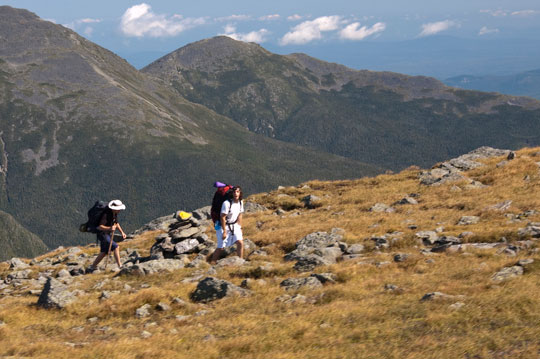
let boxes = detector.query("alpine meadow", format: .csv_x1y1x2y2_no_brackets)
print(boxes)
0,5,539,359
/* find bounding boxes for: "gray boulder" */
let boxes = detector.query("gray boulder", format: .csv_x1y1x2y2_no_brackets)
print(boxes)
491,266,524,282
244,201,268,213
280,276,323,291
37,277,77,309
192,206,211,221
293,255,332,272
310,273,337,284
302,195,322,209
175,238,200,254
394,196,418,205
421,292,465,302
457,216,480,225
118,259,184,276
135,304,152,318
518,223,540,238
415,231,439,245
285,230,344,262
214,256,245,268
8,258,29,270
370,203,395,213
346,244,365,254
190,277,251,303
173,226,201,240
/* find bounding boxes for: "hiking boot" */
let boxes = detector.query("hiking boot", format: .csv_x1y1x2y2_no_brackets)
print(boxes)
85,266,97,274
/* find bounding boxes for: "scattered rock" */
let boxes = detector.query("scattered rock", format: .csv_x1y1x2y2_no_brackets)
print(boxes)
421,292,465,302
293,255,332,272
244,201,267,213
302,195,322,209
135,304,152,318
8,258,29,270
118,259,185,276
369,203,395,213
310,273,337,284
156,302,171,311
449,302,465,311
37,277,77,309
393,253,409,262
415,231,439,245
214,256,245,268
457,216,480,225
491,266,524,282
346,244,365,254
190,277,251,303
280,276,323,291
394,196,418,205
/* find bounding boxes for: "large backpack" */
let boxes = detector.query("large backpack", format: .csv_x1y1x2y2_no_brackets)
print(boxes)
79,200,108,233
211,184,233,223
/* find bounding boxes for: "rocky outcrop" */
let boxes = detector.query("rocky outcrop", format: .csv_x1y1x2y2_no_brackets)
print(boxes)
37,277,77,309
419,147,511,186
190,277,251,303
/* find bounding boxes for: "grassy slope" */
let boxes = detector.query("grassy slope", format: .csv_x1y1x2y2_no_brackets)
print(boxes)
0,147,539,358
0,210,48,260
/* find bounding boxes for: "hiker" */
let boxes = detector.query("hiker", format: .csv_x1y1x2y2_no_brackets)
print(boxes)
211,186,244,263
87,200,127,272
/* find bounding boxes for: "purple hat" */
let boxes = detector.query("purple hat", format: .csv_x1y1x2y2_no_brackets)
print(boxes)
214,181,227,188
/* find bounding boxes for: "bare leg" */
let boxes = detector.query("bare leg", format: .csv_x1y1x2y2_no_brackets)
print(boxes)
236,240,244,259
211,248,224,263
114,247,122,268
91,252,107,269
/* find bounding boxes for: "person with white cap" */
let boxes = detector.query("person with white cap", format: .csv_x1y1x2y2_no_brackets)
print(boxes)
87,199,127,272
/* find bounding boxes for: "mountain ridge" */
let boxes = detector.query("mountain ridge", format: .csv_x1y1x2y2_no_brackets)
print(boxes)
0,6,380,256
142,36,540,170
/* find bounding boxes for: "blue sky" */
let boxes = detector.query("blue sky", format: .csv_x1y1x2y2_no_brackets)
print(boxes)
2,1,540,77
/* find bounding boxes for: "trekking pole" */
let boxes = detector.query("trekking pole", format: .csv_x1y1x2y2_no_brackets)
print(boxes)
104,219,117,270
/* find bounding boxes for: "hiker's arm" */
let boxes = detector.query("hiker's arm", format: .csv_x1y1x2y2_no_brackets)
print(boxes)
221,213,227,237
116,223,127,239
237,213,243,227
97,215,115,233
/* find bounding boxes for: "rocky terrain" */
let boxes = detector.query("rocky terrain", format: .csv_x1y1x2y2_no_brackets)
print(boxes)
0,146,538,358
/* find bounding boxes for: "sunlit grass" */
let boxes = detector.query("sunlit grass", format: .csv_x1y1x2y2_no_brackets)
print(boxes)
1,148,539,358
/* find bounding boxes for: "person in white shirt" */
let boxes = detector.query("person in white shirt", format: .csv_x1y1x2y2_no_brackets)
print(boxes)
211,186,244,262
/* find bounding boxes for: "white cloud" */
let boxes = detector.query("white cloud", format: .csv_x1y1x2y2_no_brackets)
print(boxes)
339,22,386,40
222,26,269,43
259,14,280,21
511,10,540,17
418,20,456,37
223,24,236,34
287,14,303,21
80,18,101,24
280,16,342,45
480,9,508,17
120,3,205,37
216,14,252,22
63,17,101,33
478,26,499,35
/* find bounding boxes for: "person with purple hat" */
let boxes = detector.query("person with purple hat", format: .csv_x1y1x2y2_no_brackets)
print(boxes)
210,185,244,263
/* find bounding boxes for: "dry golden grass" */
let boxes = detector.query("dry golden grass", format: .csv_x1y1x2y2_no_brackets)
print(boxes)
1,148,540,358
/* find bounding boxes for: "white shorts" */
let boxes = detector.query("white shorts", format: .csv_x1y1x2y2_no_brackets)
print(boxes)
215,222,243,248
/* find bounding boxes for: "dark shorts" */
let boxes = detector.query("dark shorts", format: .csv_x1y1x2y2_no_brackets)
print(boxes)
97,232,118,253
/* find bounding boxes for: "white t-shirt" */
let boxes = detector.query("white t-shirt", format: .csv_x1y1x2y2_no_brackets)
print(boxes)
221,200,244,224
